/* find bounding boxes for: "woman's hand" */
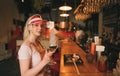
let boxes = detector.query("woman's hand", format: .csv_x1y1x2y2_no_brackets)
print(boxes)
42,49,55,65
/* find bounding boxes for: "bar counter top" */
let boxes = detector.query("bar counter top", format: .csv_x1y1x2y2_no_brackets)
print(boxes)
59,39,112,76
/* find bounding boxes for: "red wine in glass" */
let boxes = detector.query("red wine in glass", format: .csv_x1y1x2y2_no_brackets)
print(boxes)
47,46,57,65
49,46,57,49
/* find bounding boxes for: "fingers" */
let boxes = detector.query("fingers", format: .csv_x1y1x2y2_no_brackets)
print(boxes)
52,47,58,53
42,51,52,64
45,48,54,57
55,47,58,50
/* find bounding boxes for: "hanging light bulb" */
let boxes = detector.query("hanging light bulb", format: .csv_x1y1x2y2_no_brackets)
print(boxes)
59,0,72,11
59,5,72,11
60,13,69,17
21,0,24,2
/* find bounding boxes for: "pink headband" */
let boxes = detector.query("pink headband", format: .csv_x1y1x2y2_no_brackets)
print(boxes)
28,15,47,25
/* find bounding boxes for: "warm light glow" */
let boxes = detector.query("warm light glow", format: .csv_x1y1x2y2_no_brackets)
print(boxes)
60,13,69,17
60,22,67,28
21,0,24,2
74,0,115,15
81,0,111,14
59,6,72,11
75,13,91,21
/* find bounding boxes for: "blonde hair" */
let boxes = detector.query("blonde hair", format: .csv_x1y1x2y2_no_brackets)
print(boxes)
23,14,42,40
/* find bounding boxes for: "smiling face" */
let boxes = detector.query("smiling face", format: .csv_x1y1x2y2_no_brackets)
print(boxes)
28,22,46,37
26,14,47,37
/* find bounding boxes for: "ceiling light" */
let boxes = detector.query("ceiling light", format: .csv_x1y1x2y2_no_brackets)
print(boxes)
60,13,69,17
59,5,72,11
21,0,24,2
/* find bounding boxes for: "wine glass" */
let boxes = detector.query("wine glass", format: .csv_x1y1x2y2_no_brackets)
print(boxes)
47,45,58,65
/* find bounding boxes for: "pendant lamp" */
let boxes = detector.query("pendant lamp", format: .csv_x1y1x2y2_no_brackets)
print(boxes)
59,5,72,11
60,13,69,17
59,0,72,11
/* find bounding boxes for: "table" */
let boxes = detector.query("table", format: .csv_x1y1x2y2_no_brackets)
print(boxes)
59,40,112,76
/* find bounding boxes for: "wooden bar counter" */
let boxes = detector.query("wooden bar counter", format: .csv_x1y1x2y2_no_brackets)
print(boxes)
59,39,112,76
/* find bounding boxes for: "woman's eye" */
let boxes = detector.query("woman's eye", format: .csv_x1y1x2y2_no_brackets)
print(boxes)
32,24,40,27
34,24,39,27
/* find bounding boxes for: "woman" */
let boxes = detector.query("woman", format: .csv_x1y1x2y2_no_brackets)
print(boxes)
18,14,55,76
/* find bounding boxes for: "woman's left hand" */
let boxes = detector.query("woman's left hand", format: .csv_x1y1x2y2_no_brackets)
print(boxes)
42,49,55,64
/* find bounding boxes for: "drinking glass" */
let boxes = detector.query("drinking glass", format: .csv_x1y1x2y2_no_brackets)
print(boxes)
47,45,57,65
